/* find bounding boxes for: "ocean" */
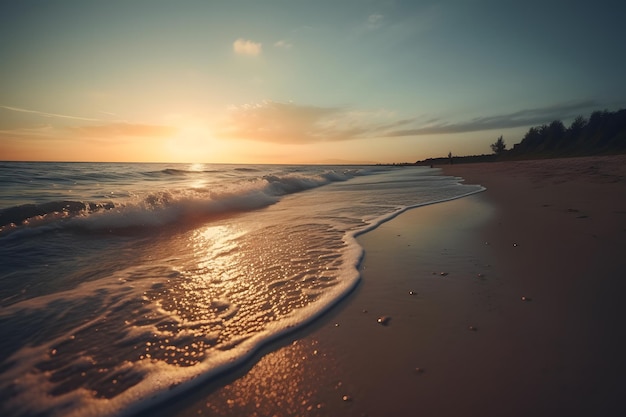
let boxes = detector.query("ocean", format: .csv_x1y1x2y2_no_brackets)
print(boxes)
0,162,482,417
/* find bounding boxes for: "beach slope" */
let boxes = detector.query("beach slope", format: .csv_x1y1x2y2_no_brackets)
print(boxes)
154,155,626,417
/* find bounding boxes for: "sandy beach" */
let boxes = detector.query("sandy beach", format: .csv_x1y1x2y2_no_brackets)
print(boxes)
146,155,626,417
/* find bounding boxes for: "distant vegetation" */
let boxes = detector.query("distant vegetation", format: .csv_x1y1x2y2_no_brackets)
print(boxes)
417,108,626,165
490,135,506,155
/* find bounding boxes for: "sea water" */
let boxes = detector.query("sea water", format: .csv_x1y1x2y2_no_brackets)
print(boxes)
0,162,482,417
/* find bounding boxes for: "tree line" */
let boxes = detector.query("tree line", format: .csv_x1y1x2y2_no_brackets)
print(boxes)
417,108,626,165
505,108,626,158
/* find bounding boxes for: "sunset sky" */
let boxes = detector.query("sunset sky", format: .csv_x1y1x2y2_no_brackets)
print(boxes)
1,0,625,164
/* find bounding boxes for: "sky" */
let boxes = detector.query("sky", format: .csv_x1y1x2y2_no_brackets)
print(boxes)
1,0,625,164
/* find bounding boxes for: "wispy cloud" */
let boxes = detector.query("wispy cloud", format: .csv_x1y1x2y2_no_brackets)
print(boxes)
383,100,598,137
367,13,384,29
70,123,177,137
274,39,293,49
1,105,176,136
0,124,58,139
233,38,262,56
0,105,102,122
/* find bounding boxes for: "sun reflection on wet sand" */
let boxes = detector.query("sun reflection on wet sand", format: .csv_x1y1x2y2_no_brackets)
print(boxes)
199,339,342,417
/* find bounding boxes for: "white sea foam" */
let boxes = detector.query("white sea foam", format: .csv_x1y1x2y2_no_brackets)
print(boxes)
0,169,366,235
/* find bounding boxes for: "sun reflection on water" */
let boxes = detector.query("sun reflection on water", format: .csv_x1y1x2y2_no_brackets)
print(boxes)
137,223,250,367
188,163,205,172
191,224,245,279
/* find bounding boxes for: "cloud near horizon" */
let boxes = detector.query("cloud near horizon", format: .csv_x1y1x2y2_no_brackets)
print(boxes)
1,120,180,162
2,100,604,150
218,101,396,144
383,100,599,137
233,38,262,56
218,101,356,144
217,99,601,144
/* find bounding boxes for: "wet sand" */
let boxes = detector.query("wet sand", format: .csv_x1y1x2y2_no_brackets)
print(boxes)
151,155,626,417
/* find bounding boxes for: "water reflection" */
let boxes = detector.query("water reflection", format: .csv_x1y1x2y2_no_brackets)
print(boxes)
144,223,248,360
188,163,205,172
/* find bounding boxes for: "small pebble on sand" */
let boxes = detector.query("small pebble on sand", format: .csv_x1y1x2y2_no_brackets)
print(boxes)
377,316,391,326
342,395,352,402
468,325,477,331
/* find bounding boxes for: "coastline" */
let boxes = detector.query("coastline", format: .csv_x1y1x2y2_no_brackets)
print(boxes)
148,155,626,417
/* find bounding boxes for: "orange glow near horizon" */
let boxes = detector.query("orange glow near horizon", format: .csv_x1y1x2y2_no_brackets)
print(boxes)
0,100,537,165
0,124,491,165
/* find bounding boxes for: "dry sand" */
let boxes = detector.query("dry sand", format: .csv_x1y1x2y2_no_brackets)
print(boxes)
150,155,626,417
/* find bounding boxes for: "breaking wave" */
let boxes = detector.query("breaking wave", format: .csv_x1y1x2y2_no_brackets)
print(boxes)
0,170,361,234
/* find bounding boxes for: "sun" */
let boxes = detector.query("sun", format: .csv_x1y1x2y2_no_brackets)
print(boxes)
165,124,226,163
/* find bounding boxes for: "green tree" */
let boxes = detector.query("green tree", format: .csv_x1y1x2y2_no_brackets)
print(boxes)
490,135,506,155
